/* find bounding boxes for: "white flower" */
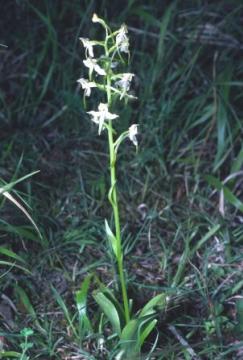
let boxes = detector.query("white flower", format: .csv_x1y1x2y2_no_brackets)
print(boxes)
83,58,106,76
79,38,96,58
128,124,138,146
116,25,129,53
115,73,134,98
87,103,118,134
77,78,96,97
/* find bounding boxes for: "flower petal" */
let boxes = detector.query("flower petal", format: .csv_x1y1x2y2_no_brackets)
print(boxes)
128,124,138,146
94,63,106,76
116,25,129,53
77,78,96,97
79,38,95,57
87,103,118,135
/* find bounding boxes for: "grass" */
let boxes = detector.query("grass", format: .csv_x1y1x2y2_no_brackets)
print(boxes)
0,0,243,358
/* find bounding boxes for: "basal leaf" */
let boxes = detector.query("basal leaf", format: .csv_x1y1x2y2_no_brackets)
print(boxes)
139,293,166,318
93,291,121,335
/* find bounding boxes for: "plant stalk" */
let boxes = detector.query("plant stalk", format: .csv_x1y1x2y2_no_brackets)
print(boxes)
107,122,130,324
105,39,130,323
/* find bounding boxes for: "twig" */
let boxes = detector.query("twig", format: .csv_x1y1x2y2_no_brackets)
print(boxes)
168,324,202,360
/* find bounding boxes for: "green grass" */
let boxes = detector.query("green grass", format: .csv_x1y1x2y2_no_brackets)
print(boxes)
0,0,243,359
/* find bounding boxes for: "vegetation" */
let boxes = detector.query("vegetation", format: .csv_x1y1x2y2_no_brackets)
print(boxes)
0,1,243,359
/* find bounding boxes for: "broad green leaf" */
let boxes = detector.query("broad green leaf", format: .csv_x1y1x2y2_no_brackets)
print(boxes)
105,219,118,258
93,291,121,335
139,293,166,318
96,286,124,322
139,319,157,347
120,318,139,353
120,315,156,355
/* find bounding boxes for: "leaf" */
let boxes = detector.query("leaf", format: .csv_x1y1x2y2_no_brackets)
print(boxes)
0,222,40,243
231,146,243,173
0,171,40,194
0,190,41,238
114,131,128,154
0,351,21,358
105,220,118,258
157,2,175,62
189,104,214,129
93,291,121,335
0,261,30,274
205,175,243,213
139,293,166,318
223,187,243,213
15,286,46,335
108,182,116,208
205,175,222,190
235,299,243,335
120,318,139,352
52,286,78,338
75,274,93,335
214,99,227,168
139,319,157,347
0,247,26,264
120,315,156,355
192,224,220,253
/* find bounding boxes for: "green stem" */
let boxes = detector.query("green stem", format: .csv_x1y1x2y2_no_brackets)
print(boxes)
107,122,130,324
105,42,130,324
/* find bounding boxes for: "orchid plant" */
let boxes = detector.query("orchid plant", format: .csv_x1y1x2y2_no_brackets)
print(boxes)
78,14,165,357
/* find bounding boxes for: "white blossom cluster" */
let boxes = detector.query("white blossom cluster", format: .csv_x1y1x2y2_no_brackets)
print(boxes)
78,14,138,146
